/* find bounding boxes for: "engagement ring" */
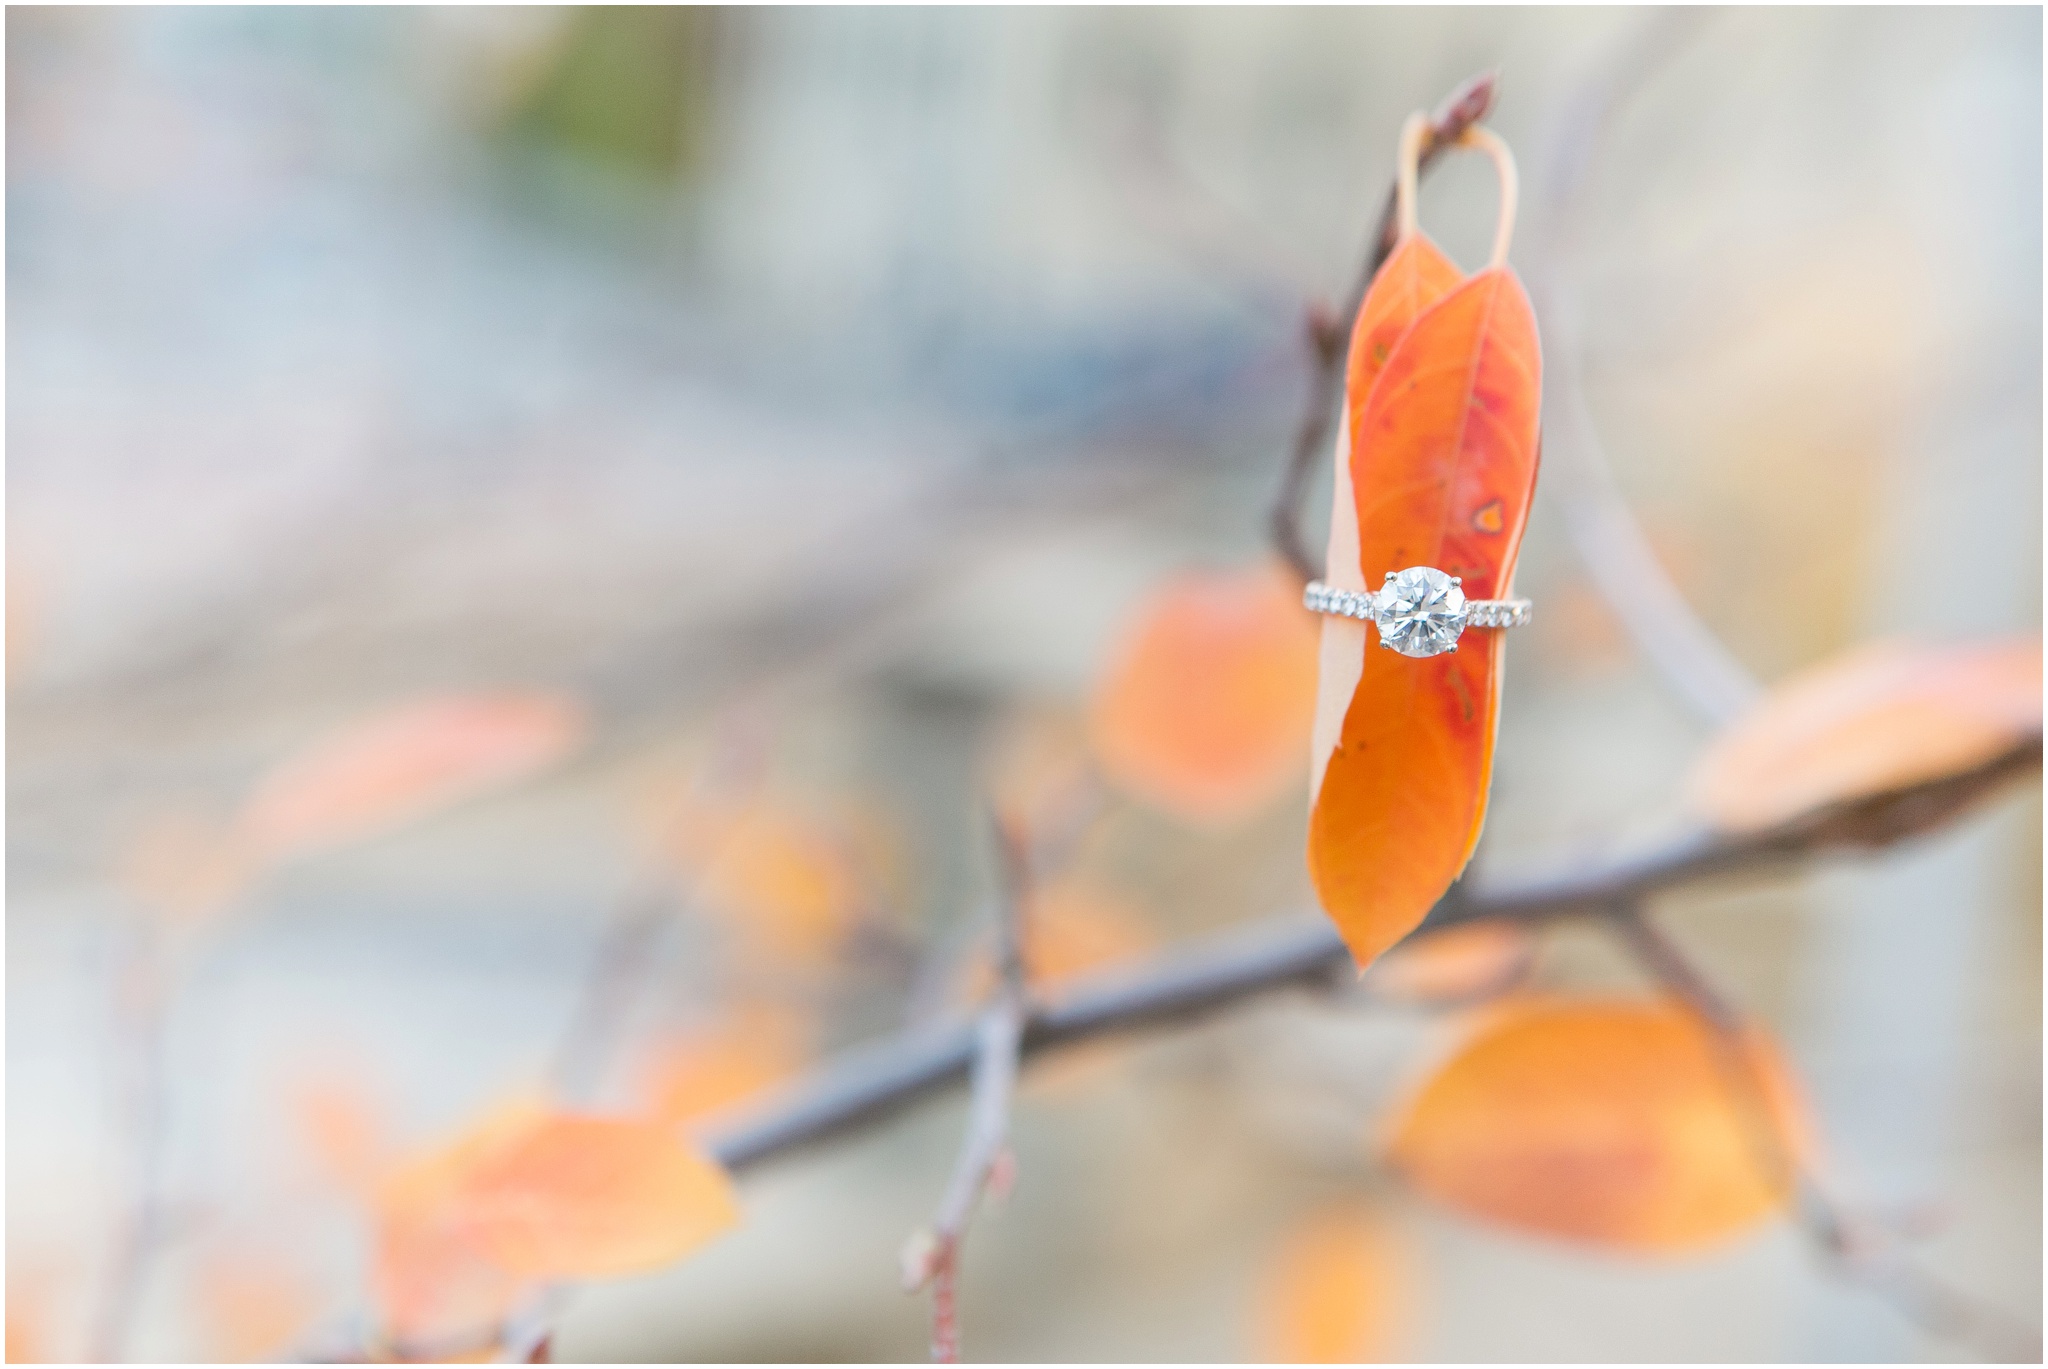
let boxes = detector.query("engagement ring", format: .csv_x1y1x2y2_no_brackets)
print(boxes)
1304,566,1532,658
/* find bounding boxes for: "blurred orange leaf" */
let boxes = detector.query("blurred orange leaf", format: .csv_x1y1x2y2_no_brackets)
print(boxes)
295,1075,392,1196
1308,245,1542,971
377,1103,738,1343
119,808,258,927
1090,563,1320,826
8,560,41,685
1386,998,1806,1252
686,801,859,961
644,1006,807,1130
1688,636,2042,832
1367,922,1535,1004
196,1252,319,1362
5,1317,44,1365
1250,1202,1409,1363
1022,881,1155,984
5,1279,50,1364
238,693,587,861
984,709,1098,838
958,878,1155,1003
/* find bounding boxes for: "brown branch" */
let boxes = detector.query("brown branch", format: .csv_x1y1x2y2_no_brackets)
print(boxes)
900,813,1032,1362
1605,905,2042,1361
1269,71,1497,582
707,734,2039,1174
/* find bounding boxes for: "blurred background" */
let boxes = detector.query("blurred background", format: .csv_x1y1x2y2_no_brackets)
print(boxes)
7,6,2040,1362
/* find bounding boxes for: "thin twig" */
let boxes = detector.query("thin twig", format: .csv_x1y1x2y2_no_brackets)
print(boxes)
89,925,173,1363
1095,99,1327,305
1605,906,2041,1361
1527,12,1764,723
901,813,1033,1362
706,734,2038,1174
547,877,680,1104
1269,71,1498,583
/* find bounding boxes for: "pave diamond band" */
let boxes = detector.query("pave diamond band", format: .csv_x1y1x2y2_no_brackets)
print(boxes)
1303,566,1532,658
1303,582,1378,621
1462,600,1533,629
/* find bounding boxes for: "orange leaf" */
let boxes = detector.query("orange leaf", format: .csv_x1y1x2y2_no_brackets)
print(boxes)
6,1260,71,1364
5,1314,45,1365
294,1075,392,1196
7,563,41,686
5,1285,49,1364
1020,880,1155,985
196,1252,319,1362
1346,235,1466,406
688,802,858,961
1250,1202,1410,1363
1309,258,1542,970
1309,234,1465,802
1091,563,1321,825
958,878,1156,1003
376,1103,737,1343
644,1006,807,1129
1688,636,2042,831
1385,998,1806,1252
238,693,587,861
118,808,257,927
984,709,1097,838
1367,922,1535,1004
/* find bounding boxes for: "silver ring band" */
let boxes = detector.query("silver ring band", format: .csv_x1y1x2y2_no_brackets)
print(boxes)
1304,566,1531,658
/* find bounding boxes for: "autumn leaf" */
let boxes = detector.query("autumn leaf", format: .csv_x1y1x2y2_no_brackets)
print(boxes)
119,807,258,927
684,800,860,962
4,1313,44,1365
196,1252,319,1362
8,560,41,685
1308,251,1542,970
237,693,587,861
4,1268,53,1364
1250,1202,1410,1363
1306,233,1465,839
1385,998,1807,1252
957,878,1156,1003
1367,922,1535,1005
644,1005,808,1130
376,1103,738,1343
1346,235,1466,407
1090,563,1321,826
984,708,1098,840
294,1075,392,1196
1688,636,2042,832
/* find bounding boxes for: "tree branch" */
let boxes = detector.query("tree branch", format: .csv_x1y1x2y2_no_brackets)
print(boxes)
900,813,1032,1362
1605,904,2042,1361
706,733,2039,1174
1269,71,1497,582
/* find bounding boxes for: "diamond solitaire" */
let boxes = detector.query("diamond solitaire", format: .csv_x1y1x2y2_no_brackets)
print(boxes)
1375,566,1466,656
1302,568,1531,658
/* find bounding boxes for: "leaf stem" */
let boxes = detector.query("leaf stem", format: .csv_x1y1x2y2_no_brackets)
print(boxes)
1455,125,1520,270
1395,112,1429,244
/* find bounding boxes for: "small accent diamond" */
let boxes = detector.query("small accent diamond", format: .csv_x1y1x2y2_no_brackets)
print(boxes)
1374,566,1467,657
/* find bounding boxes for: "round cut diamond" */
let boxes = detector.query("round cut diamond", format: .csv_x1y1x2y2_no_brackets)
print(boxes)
1373,566,1467,657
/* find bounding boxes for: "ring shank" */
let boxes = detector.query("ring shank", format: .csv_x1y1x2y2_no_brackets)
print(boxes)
1302,580,1532,629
